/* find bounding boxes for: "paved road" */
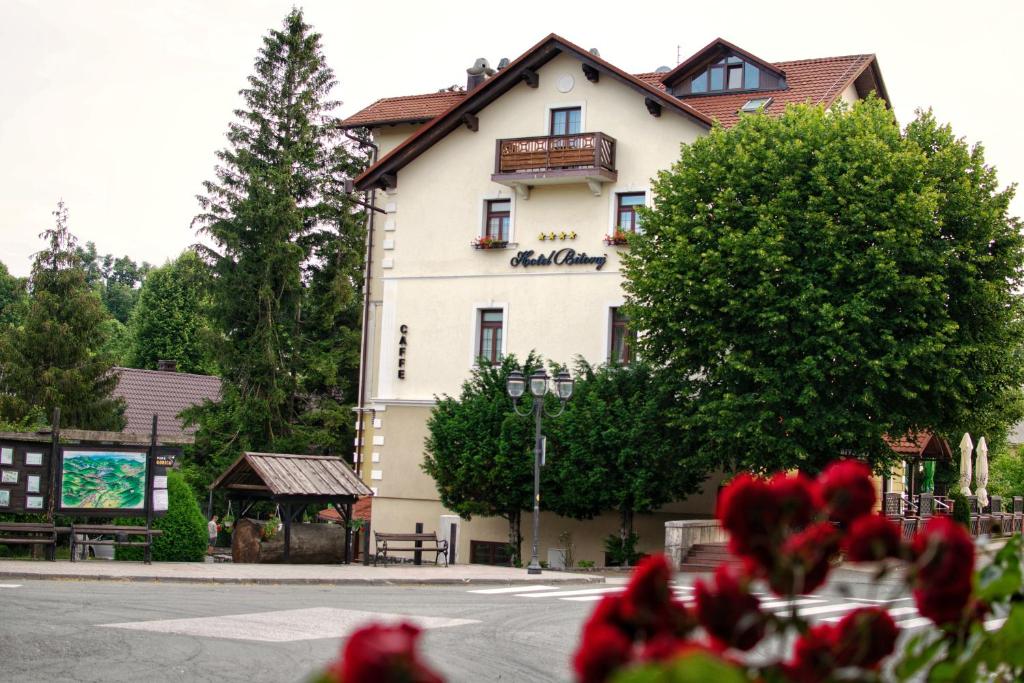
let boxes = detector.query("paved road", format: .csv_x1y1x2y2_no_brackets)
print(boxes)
0,574,998,683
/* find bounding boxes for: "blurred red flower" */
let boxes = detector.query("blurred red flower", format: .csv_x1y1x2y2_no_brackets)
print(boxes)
819,460,876,525
832,607,898,668
768,472,819,529
694,565,766,651
717,474,780,570
786,623,837,683
843,514,903,562
770,522,841,595
910,516,975,626
573,621,633,683
332,622,444,683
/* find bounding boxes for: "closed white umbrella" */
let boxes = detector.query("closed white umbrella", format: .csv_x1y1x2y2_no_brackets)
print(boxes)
976,437,989,509
959,432,974,497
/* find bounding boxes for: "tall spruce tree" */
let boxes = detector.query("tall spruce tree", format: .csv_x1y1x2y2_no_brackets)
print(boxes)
190,9,366,471
0,201,125,430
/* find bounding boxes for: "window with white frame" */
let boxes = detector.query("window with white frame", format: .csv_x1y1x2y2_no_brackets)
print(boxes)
609,307,635,365
478,309,504,365
484,199,510,241
616,192,646,233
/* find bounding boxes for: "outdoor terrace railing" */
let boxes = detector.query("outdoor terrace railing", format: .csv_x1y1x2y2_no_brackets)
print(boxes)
494,132,616,175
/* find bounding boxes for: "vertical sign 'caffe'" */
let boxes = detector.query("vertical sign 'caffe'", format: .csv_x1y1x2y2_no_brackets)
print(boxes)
397,324,408,379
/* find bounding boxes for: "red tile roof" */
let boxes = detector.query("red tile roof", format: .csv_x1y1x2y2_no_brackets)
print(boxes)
112,367,221,440
340,54,879,130
679,55,876,128
341,90,467,128
884,432,952,459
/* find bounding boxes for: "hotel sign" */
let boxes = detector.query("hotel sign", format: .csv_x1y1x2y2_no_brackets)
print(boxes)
509,249,607,271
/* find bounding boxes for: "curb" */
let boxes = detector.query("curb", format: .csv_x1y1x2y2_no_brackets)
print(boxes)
0,570,606,587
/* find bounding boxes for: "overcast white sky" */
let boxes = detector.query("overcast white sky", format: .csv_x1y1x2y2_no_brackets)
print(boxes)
1,0,1022,277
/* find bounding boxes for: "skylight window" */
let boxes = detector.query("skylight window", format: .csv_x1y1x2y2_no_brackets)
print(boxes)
740,97,773,113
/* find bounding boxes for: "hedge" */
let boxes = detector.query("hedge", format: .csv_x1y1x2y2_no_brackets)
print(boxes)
115,469,207,561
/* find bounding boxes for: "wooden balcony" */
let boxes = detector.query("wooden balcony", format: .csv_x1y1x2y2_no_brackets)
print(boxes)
491,132,617,197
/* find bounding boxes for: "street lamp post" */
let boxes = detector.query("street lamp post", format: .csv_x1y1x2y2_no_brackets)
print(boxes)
507,368,574,574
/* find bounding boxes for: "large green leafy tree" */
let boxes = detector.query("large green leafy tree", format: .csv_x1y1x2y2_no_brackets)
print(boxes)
423,354,543,564
76,241,151,324
545,360,708,555
129,250,214,374
189,9,366,475
622,98,1024,475
0,202,125,430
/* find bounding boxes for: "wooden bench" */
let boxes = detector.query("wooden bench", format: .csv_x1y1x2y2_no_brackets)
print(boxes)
70,524,163,565
374,531,448,567
0,523,68,561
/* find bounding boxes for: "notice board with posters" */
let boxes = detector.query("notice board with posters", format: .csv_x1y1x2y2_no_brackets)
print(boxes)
0,441,52,513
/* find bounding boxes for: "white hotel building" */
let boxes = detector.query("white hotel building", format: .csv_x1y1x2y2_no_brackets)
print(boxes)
342,35,889,565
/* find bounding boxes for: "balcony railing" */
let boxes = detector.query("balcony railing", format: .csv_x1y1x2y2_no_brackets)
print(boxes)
494,132,616,175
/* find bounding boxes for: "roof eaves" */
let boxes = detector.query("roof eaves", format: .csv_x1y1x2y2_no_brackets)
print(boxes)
354,33,712,191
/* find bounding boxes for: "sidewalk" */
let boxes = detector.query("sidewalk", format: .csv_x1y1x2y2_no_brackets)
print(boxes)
0,559,604,586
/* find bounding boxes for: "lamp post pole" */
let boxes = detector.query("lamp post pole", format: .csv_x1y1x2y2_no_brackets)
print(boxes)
507,368,573,576
529,388,543,574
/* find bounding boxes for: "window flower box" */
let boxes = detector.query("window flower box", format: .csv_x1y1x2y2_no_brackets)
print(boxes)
471,236,509,250
604,229,631,246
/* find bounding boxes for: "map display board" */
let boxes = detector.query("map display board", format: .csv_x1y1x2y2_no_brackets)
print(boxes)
59,448,148,514
0,441,52,514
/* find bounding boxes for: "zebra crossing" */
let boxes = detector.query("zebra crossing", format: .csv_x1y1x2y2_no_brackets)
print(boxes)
467,584,1007,632
0,583,21,589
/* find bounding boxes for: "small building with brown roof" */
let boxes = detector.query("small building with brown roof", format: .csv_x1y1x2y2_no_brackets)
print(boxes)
111,365,222,443
341,34,891,567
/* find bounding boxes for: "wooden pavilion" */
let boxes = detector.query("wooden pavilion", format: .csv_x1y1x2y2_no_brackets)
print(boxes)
209,452,373,563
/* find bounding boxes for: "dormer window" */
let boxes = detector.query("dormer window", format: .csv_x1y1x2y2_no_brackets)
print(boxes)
671,47,785,97
691,55,767,93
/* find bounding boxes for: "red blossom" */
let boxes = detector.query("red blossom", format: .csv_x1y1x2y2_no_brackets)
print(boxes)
819,460,876,525
832,607,899,668
573,622,633,683
909,516,976,626
769,522,841,595
843,514,903,562
786,623,838,683
694,565,766,651
334,622,444,683
717,474,780,570
768,472,819,529
619,554,694,639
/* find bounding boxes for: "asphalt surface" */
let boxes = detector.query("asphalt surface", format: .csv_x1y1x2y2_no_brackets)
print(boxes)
0,570,928,683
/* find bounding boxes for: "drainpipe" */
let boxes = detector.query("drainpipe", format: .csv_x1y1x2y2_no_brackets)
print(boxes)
345,128,378,481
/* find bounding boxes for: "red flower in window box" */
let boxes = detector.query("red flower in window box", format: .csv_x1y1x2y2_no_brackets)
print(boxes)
471,235,508,250
604,229,631,246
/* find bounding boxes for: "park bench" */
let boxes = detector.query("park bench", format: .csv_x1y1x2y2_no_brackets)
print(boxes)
70,524,163,565
0,522,68,561
374,531,448,567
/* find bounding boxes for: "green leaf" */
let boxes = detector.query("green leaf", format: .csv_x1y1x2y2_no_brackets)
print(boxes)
976,535,1023,603
893,631,945,680
611,653,747,683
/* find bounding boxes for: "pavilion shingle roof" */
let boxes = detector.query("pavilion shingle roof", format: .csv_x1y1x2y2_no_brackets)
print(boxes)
340,54,877,130
212,452,373,498
111,367,221,440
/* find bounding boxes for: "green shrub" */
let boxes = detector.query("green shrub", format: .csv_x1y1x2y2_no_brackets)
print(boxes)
116,470,207,561
949,490,971,530
604,532,641,567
